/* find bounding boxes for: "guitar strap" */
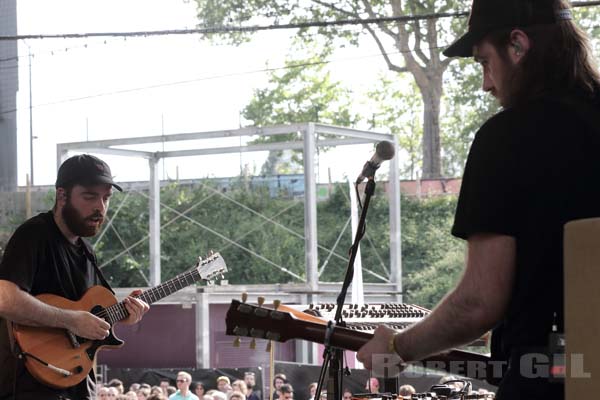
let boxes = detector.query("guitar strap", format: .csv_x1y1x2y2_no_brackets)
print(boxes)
81,239,114,295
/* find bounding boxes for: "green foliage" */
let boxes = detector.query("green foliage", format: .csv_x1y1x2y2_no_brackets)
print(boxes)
442,59,500,177
1,183,464,308
367,74,424,179
242,48,361,174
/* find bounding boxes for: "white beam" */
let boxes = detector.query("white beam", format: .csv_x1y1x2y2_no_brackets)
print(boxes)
389,137,402,302
304,123,319,293
149,156,161,286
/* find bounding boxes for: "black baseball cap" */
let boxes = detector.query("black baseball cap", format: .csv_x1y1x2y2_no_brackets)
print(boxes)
444,0,567,58
55,154,123,192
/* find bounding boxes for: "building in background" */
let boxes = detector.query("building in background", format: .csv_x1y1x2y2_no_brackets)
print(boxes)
0,0,18,191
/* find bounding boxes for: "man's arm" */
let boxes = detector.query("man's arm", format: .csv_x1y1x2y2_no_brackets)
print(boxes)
0,279,111,340
357,233,516,368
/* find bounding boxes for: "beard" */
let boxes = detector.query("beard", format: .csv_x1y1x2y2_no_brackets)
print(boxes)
61,198,104,237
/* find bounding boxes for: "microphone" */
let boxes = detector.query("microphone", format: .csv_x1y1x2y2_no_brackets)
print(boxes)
356,141,395,184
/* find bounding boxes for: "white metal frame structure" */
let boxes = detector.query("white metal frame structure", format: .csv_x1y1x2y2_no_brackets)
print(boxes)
56,123,402,300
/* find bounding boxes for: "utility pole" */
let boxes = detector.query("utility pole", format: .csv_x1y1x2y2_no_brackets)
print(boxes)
28,45,34,186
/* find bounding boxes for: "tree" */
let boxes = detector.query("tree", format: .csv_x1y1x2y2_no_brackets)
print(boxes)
367,73,423,179
193,0,472,178
242,50,360,174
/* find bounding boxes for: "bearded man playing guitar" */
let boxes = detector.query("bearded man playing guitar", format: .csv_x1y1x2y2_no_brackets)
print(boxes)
0,154,149,400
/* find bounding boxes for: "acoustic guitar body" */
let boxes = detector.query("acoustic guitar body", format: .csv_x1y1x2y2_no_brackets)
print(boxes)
12,285,124,389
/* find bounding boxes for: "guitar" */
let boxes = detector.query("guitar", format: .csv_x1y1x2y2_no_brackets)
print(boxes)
13,252,227,389
226,300,493,381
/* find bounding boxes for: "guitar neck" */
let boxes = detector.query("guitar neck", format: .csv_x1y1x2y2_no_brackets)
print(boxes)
105,269,202,324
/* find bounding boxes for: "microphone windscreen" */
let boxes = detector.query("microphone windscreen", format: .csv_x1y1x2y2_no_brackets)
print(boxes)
375,140,395,161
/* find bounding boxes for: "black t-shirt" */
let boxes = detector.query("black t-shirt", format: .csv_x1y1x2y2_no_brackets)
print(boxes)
452,93,600,397
0,211,104,400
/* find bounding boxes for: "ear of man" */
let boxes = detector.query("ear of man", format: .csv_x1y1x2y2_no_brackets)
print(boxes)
509,29,531,61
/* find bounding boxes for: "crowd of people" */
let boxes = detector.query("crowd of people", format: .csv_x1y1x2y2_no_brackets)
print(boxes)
95,371,262,400
96,372,496,400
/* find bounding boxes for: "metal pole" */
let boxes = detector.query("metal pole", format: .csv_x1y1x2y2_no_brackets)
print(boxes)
149,156,161,286
303,123,318,293
389,137,402,302
28,46,34,185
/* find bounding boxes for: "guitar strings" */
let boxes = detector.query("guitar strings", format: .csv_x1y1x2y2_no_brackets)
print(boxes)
90,268,204,323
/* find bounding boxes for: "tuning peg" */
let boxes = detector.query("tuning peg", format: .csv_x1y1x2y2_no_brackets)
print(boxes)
273,299,281,310
233,337,241,347
207,280,214,286
241,292,248,303
250,339,256,350
209,250,214,256
257,297,265,307
266,341,272,352
220,274,225,280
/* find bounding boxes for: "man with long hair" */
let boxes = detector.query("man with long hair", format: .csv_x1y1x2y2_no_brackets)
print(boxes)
358,1,600,399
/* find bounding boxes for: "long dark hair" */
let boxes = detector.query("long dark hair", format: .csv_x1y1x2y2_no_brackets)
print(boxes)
486,0,600,107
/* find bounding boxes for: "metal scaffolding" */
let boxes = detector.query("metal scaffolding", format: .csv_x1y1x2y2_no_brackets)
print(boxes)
56,122,402,300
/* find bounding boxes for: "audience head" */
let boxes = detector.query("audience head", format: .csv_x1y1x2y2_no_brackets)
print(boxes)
108,379,125,394
217,376,231,393
244,371,256,389
279,383,294,400
273,374,287,391
176,371,193,392
398,385,416,399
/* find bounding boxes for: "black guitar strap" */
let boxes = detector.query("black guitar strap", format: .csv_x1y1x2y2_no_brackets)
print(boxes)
80,239,114,295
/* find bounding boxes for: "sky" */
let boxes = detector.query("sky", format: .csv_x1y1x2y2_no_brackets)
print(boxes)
13,0,398,187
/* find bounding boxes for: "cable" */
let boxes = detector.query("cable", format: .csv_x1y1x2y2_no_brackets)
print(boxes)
1,1,599,42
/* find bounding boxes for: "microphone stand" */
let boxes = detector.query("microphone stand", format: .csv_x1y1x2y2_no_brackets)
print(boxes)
314,178,377,400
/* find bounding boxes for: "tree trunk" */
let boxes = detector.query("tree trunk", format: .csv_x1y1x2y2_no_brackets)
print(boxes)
420,77,443,179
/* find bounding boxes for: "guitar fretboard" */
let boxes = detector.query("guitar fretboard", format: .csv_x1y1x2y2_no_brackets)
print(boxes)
102,268,202,324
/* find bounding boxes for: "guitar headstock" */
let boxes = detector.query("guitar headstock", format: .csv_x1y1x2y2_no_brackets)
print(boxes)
226,300,296,344
196,252,228,282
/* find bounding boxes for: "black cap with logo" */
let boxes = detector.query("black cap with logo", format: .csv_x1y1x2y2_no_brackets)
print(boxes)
443,0,568,58
55,154,123,192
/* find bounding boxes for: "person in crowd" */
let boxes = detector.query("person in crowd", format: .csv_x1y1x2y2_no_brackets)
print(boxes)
208,390,227,400
357,3,600,400
194,382,206,398
228,391,246,400
130,383,142,393
167,386,177,396
109,379,126,395
97,386,112,399
217,376,231,393
244,372,261,400
170,371,199,400
271,374,287,400
151,386,165,396
307,383,318,400
231,380,248,397
398,385,415,400
342,388,353,400
279,384,293,400
160,378,172,395
138,387,151,400
147,394,168,400
123,391,138,400
0,155,150,398
364,378,379,394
